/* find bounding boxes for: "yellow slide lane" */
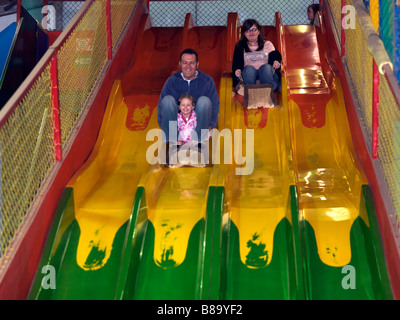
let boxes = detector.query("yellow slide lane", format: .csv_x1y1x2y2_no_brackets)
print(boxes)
144,165,214,267
67,73,225,271
141,77,230,268
67,81,158,270
288,79,369,267
223,77,294,268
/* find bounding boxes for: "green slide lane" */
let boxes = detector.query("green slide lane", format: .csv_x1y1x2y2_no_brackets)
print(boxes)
300,185,392,299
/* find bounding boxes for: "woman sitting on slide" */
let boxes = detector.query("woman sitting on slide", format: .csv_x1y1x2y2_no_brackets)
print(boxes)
232,18,282,92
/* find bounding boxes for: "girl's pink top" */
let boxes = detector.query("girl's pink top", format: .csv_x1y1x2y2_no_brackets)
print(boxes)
177,111,197,143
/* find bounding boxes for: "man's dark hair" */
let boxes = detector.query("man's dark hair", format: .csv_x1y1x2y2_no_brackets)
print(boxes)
180,48,199,62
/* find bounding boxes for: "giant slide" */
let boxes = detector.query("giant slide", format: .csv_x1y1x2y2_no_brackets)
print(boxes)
28,11,392,299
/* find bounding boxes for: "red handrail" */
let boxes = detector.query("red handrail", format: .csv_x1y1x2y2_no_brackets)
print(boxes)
50,56,62,161
340,0,346,57
106,0,113,60
372,61,379,158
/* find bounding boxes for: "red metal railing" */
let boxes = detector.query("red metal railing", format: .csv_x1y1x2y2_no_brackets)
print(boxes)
339,0,400,159
372,61,379,158
12,0,114,161
341,0,346,57
50,56,62,161
106,0,113,60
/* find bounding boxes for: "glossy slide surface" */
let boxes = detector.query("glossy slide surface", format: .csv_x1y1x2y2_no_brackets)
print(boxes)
284,24,392,299
29,15,227,299
220,90,303,299
28,14,391,300
122,22,227,300
215,24,305,300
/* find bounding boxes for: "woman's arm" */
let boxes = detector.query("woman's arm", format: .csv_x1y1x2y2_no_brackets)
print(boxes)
268,49,282,70
232,43,244,75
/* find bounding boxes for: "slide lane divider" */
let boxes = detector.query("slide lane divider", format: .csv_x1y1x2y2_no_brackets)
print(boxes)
200,186,224,300
289,185,306,300
114,186,147,300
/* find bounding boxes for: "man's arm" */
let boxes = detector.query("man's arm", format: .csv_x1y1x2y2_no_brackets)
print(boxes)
157,78,171,127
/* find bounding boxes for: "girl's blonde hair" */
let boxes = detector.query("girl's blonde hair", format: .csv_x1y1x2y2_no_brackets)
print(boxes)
179,94,195,106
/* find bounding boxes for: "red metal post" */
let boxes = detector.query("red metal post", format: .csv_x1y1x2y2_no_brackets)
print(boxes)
372,60,379,159
341,0,346,57
50,56,62,161
17,0,21,24
106,0,112,60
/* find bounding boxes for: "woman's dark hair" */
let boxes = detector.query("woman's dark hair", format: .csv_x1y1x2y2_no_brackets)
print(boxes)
239,19,265,52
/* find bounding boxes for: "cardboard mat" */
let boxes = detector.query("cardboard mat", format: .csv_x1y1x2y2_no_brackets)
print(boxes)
244,84,278,109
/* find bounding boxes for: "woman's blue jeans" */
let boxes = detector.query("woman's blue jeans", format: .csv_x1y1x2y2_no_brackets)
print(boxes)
242,64,280,91
160,95,212,142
